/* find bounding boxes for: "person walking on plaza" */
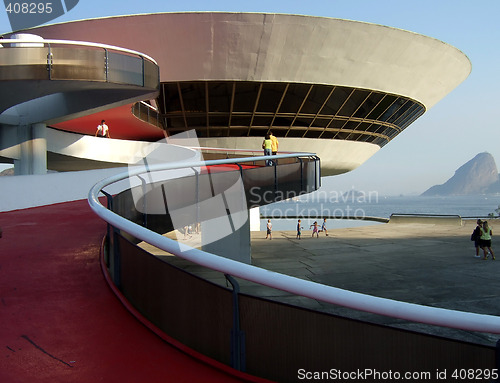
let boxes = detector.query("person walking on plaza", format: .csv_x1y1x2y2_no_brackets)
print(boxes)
320,218,329,236
472,219,483,258
480,221,495,260
266,219,273,240
296,219,303,240
269,131,279,156
310,221,319,238
262,134,273,166
95,120,110,138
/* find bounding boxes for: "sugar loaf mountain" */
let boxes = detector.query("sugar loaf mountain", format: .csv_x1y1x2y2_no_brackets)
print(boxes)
422,152,500,196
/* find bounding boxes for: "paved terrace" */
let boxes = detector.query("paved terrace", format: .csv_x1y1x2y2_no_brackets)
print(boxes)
147,218,500,347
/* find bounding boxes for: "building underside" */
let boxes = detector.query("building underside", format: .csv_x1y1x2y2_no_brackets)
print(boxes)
1,12,471,176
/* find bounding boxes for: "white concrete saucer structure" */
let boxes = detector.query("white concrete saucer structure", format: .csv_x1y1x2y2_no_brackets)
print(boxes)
20,12,471,175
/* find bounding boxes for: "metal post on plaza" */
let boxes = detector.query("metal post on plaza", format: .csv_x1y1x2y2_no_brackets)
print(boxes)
225,274,246,372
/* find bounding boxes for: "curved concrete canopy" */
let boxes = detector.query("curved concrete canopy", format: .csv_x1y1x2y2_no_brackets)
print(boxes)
26,12,471,109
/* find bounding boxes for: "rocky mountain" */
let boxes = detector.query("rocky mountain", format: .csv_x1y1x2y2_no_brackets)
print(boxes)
422,152,500,196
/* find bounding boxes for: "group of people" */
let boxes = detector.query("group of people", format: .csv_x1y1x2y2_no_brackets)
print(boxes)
262,132,279,166
472,219,495,260
265,218,329,240
299,218,328,239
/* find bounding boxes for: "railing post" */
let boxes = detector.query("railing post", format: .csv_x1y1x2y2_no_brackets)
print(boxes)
100,190,121,288
299,157,304,191
136,175,148,227
314,156,321,190
46,43,53,80
104,48,109,82
274,161,278,195
101,190,113,265
225,274,246,372
141,56,145,87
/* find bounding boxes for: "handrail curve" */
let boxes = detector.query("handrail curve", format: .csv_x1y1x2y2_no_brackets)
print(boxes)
0,38,158,64
88,154,500,334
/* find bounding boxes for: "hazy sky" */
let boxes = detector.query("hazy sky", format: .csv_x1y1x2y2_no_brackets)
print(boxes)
1,0,498,195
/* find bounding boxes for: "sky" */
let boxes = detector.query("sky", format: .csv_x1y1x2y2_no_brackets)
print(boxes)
1,0,499,195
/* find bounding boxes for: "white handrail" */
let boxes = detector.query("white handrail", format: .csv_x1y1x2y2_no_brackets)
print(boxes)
0,38,157,64
88,155,500,334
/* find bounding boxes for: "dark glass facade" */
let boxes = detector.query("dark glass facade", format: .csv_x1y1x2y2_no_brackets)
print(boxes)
158,81,425,147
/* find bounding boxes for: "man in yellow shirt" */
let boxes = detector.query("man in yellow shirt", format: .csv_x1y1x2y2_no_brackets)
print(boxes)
262,134,273,166
270,131,279,155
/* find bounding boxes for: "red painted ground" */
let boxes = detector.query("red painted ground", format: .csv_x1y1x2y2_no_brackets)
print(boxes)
0,200,261,383
52,104,165,141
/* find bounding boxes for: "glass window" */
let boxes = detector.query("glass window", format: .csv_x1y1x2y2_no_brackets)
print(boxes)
333,131,350,140
209,115,229,127
303,129,323,138
256,83,287,113
179,82,206,113
248,127,269,137
157,81,424,147
285,128,306,138
319,130,336,139
208,82,232,113
363,123,379,133
354,122,372,133
185,116,206,128
272,116,295,127
366,94,396,120
292,117,313,127
252,116,274,127
380,97,405,122
320,86,350,115
301,85,334,115
226,127,248,137
165,117,185,129
233,82,260,112
278,83,311,114
396,104,424,128
353,92,385,119
231,115,253,127
386,99,411,124
312,117,332,128
328,118,346,131
342,121,361,137
203,127,226,137
161,83,182,113
338,89,370,117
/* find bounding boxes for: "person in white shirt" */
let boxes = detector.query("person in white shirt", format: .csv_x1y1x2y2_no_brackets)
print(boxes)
266,219,272,240
95,120,110,138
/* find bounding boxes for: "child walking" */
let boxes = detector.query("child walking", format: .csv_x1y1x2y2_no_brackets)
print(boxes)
310,221,319,238
296,219,303,239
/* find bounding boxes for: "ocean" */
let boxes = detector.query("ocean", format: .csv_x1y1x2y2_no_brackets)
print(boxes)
259,195,500,231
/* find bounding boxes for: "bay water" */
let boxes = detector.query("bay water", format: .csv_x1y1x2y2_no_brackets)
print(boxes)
259,195,500,231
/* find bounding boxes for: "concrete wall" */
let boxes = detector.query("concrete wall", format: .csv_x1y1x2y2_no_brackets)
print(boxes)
30,13,471,109
46,128,200,165
199,136,380,176
389,214,463,226
0,167,129,211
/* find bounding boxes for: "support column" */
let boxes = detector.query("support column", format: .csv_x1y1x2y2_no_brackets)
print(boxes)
32,123,47,174
14,123,47,175
249,206,260,231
